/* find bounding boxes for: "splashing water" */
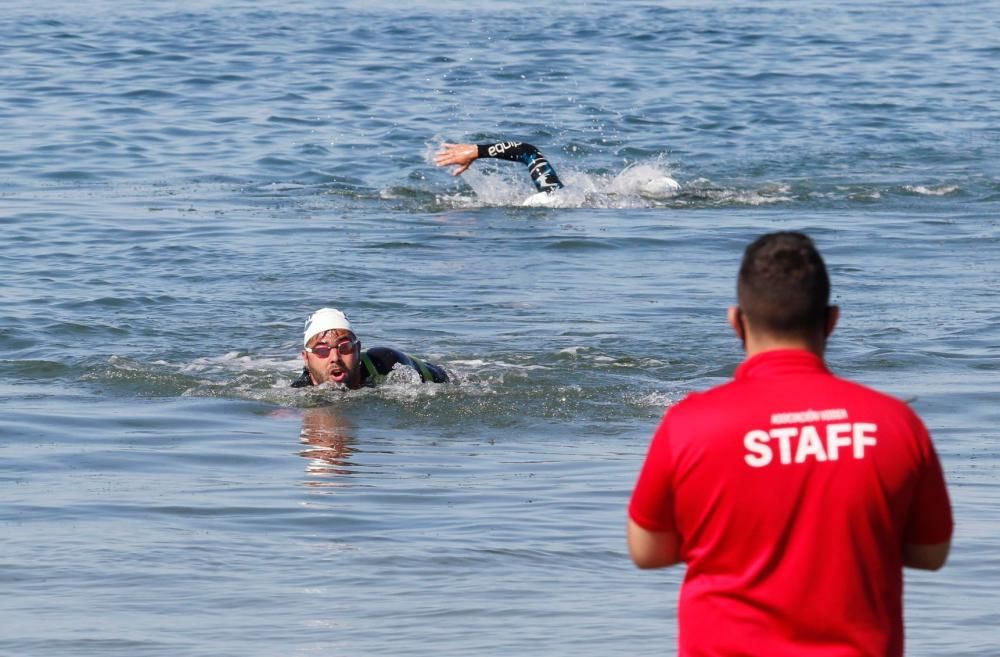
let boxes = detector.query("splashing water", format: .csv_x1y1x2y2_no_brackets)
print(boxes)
434,158,683,209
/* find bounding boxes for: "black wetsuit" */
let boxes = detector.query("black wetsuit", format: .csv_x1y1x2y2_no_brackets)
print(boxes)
292,346,448,388
476,142,564,193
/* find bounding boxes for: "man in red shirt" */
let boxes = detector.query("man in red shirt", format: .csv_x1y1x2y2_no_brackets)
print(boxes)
627,231,953,657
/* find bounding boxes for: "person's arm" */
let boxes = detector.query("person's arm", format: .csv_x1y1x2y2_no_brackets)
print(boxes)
627,518,681,569
903,540,951,570
900,414,953,571
435,141,564,193
627,410,683,569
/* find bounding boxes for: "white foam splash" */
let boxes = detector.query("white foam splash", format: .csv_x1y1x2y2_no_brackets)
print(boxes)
522,190,566,207
432,151,803,210
429,140,683,209
180,351,299,374
606,162,681,198
626,390,681,409
904,184,958,196
448,359,489,367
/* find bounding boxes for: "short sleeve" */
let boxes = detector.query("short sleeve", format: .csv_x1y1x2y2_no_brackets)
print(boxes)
903,416,954,545
628,411,678,532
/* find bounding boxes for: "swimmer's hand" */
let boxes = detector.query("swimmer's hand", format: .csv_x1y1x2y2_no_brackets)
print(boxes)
434,143,478,176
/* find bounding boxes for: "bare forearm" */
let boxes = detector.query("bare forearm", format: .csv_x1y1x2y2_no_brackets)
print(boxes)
627,518,681,569
903,540,951,571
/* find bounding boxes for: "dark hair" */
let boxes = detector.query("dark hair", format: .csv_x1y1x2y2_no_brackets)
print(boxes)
737,231,830,336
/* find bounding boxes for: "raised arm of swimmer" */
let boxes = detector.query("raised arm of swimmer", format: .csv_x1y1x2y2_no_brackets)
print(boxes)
435,141,564,193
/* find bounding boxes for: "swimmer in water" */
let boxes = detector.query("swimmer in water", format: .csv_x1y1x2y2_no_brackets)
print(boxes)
435,140,682,205
292,308,448,389
435,141,565,203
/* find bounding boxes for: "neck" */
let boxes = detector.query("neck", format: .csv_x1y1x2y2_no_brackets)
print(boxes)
743,332,826,360
730,306,837,361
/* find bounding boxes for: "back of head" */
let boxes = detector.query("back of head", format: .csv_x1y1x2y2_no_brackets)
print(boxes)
737,232,830,338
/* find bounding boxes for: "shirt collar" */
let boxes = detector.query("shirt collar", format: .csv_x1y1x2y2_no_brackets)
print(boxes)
734,349,830,380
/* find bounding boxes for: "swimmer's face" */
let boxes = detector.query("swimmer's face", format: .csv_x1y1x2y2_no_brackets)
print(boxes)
301,329,363,389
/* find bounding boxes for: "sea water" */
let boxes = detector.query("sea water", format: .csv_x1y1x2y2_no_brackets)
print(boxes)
1,1,998,655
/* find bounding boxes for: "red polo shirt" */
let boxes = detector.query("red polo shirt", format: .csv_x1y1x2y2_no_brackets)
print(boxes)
629,349,953,657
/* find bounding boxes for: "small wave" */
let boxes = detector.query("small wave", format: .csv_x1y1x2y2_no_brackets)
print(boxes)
118,88,178,100
266,114,330,126
380,186,439,203
83,355,208,397
903,184,959,196
679,179,793,206
625,390,682,409
548,346,666,370
179,351,299,375
83,350,684,425
38,169,105,182
208,368,458,408
542,238,618,251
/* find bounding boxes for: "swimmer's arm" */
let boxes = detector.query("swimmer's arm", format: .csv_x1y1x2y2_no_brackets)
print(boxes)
626,518,681,569
434,143,479,176
901,435,952,571
436,141,563,194
903,540,951,571
434,141,547,173
476,141,533,163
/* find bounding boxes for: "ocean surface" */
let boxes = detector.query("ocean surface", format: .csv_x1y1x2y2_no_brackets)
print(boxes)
2,1,998,655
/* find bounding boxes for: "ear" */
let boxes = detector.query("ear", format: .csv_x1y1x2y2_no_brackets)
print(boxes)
825,305,839,337
301,350,309,366
727,306,745,341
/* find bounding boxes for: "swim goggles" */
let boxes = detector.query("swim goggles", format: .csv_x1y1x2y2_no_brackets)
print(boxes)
304,339,357,358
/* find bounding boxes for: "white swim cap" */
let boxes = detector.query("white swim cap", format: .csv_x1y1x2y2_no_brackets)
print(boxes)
303,308,353,347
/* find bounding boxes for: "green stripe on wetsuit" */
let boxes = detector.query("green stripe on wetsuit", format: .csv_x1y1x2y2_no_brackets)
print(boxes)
360,353,385,384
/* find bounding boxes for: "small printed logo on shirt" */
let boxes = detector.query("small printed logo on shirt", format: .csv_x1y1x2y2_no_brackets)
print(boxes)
487,142,522,157
744,408,877,467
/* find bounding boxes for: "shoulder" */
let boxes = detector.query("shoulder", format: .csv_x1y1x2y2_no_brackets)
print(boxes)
365,346,448,384
833,376,933,444
665,379,741,419
651,387,728,446
364,346,405,373
825,372,926,420
291,367,313,388
366,346,405,360
675,367,930,439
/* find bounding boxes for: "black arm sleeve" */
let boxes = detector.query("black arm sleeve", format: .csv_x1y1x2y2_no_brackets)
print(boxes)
476,141,564,193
